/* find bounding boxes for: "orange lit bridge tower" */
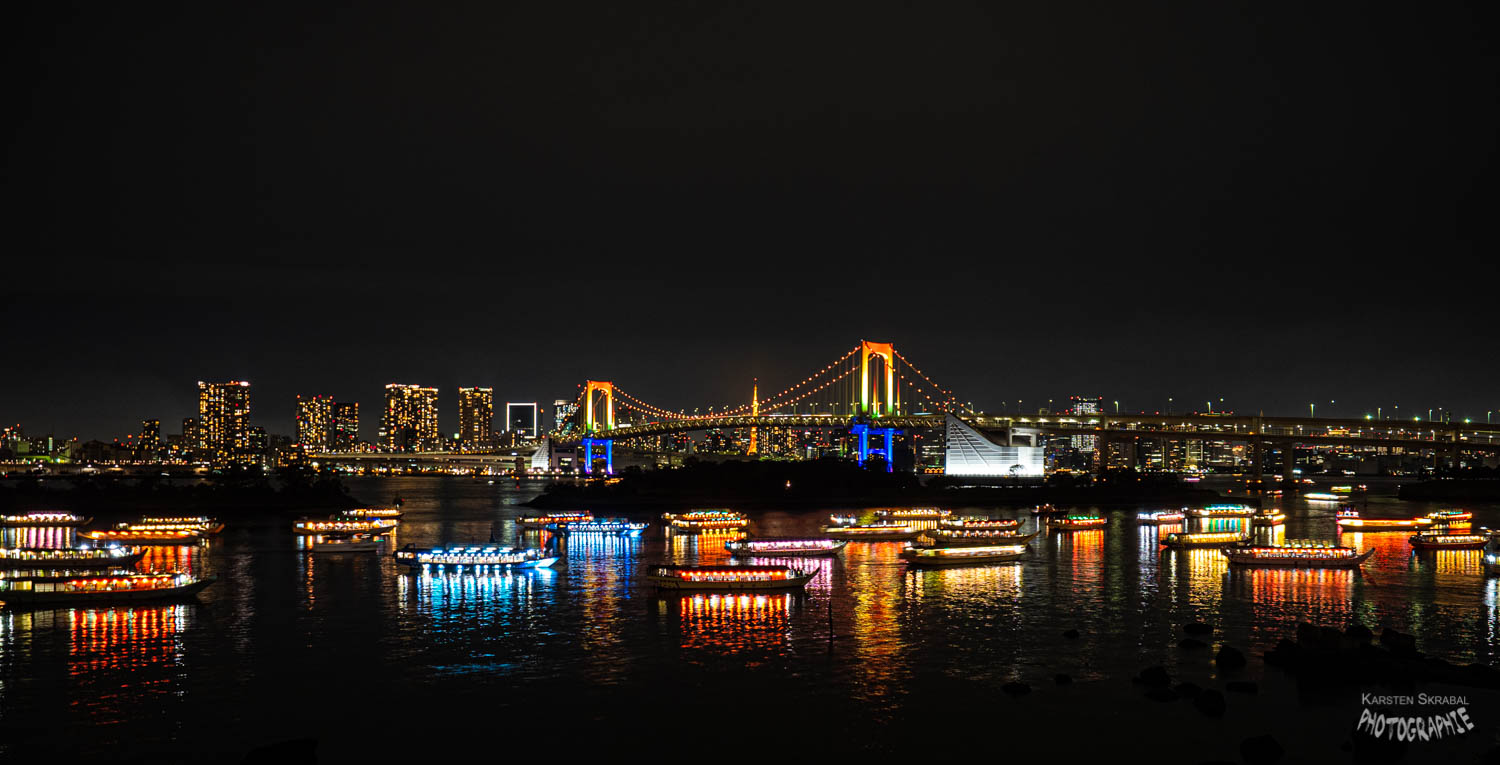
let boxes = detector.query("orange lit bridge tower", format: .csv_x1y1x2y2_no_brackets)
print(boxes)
581,380,615,474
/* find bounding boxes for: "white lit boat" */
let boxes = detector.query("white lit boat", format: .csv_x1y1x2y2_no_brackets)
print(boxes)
291,519,398,536
724,538,847,557
821,522,921,541
556,519,648,536
926,528,1039,546
1407,533,1488,551
394,544,558,569
938,516,1023,531
1222,542,1372,568
1,512,91,528
1161,531,1249,549
0,573,217,606
1136,511,1186,524
645,564,814,591
1251,509,1287,526
517,511,593,527
338,507,404,520
308,533,382,552
874,508,951,520
1484,538,1499,576
1304,492,1342,501
900,543,1026,567
0,546,145,570
663,510,749,533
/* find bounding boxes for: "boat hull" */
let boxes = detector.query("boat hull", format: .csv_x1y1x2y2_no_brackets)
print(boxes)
1408,537,1488,550
822,530,921,541
647,573,814,591
396,556,558,569
1223,549,1373,568
900,551,1025,567
80,534,205,546
925,530,1040,546
0,576,217,607
726,541,847,557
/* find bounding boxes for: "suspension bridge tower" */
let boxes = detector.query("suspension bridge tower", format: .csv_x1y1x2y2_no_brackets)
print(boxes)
581,380,614,474
860,341,899,417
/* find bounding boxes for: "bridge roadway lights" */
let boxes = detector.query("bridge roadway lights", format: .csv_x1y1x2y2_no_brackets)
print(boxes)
849,423,898,472
581,438,613,475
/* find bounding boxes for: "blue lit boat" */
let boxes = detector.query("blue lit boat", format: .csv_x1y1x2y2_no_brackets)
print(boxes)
556,519,648,536
394,544,558,569
646,564,814,591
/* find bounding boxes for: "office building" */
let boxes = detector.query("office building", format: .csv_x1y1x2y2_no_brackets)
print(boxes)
381,384,439,451
458,388,494,450
332,402,359,451
198,381,253,467
295,395,334,451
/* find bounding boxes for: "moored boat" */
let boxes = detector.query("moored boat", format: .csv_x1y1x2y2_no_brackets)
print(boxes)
1161,530,1249,549
1426,509,1472,524
1336,510,1434,531
338,507,404,520
724,538,847,557
828,514,858,526
1222,542,1372,568
1407,533,1488,551
925,528,1040,546
1251,510,1287,526
663,510,749,533
900,543,1026,567
1047,515,1107,530
0,546,145,570
645,564,814,591
307,533,382,552
1136,510,1186,524
1305,492,1342,501
80,528,206,545
394,544,558,569
0,573,217,606
1187,504,1255,518
118,517,225,535
874,508,951,520
291,519,398,536
556,519,648,536
938,516,1023,531
1,512,91,528
517,511,593,527
821,522,921,541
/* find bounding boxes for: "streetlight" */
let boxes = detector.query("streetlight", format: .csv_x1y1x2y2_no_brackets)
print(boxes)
1309,403,1315,418
1114,401,1119,414
1168,397,1173,415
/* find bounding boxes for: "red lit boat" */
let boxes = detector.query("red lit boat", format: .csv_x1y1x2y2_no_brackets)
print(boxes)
0,573,217,606
80,528,206,545
1222,542,1372,568
1047,515,1106,530
645,565,814,592
1337,510,1434,531
0,512,91,528
821,522,921,541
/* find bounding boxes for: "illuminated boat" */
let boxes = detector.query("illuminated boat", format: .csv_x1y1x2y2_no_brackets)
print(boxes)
394,544,558,569
338,507,404,520
821,522,921,541
307,533,382,552
1335,510,1434,531
1485,538,1499,576
724,537,847,557
1407,533,1488,551
291,519,398,536
1222,542,1372,568
1136,510,1186,524
663,510,749,533
1187,504,1255,518
645,564,814,591
1030,504,1067,517
874,508,951,519
0,573,217,606
0,512,91,528
80,528,205,545
1331,485,1354,494
0,546,145,570
1161,531,1249,549
1304,492,1342,501
556,519,648,536
1426,509,1473,524
926,529,1040,546
828,514,858,525
517,511,593,527
1251,509,1287,526
900,543,1026,567
118,517,225,535
1047,515,1107,530
938,516,1023,531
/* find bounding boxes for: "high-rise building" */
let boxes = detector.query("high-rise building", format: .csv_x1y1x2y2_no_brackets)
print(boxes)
198,381,253,467
553,399,577,434
1068,395,1102,453
381,384,439,451
182,418,199,449
295,395,335,451
139,419,161,450
332,402,360,451
506,402,538,440
458,388,494,450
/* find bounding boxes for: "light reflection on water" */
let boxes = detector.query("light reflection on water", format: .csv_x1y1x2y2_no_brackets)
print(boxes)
0,477,1496,757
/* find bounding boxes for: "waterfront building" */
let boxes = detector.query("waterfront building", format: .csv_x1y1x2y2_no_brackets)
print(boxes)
506,402,538,440
381,384,439,451
197,381,253,467
943,414,1045,477
295,395,334,451
332,402,359,451
138,419,161,458
553,399,577,434
458,388,495,450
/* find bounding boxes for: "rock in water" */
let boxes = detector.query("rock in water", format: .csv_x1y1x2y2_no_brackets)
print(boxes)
1215,645,1247,670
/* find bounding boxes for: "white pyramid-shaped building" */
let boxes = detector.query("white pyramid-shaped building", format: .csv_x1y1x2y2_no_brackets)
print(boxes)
944,414,1045,477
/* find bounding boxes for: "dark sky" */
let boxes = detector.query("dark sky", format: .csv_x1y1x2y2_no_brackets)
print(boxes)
4,2,1498,441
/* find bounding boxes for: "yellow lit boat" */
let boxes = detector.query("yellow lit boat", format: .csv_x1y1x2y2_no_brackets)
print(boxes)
0,512,91,528
1426,509,1472,524
0,573,217,606
118,517,225,535
900,543,1026,567
645,564,814,591
938,516,1023,531
664,510,749,533
291,519,398,536
1047,515,1106,530
874,508,952,519
1222,541,1372,568
1161,531,1249,549
517,511,593,527
1336,510,1434,531
1187,504,1256,518
925,529,1040,546
0,546,145,570
1408,533,1488,551
1251,509,1287,526
820,522,921,541
80,528,206,545
338,507,404,520
1136,510,1186,524
307,533,383,552
724,538,847,557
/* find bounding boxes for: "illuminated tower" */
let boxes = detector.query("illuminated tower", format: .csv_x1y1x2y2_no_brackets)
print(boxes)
332,402,360,451
860,341,897,416
295,395,334,451
198,381,252,467
458,387,495,450
748,379,759,455
381,384,439,451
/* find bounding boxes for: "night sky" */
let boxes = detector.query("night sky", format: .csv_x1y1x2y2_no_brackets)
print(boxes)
4,3,1497,441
